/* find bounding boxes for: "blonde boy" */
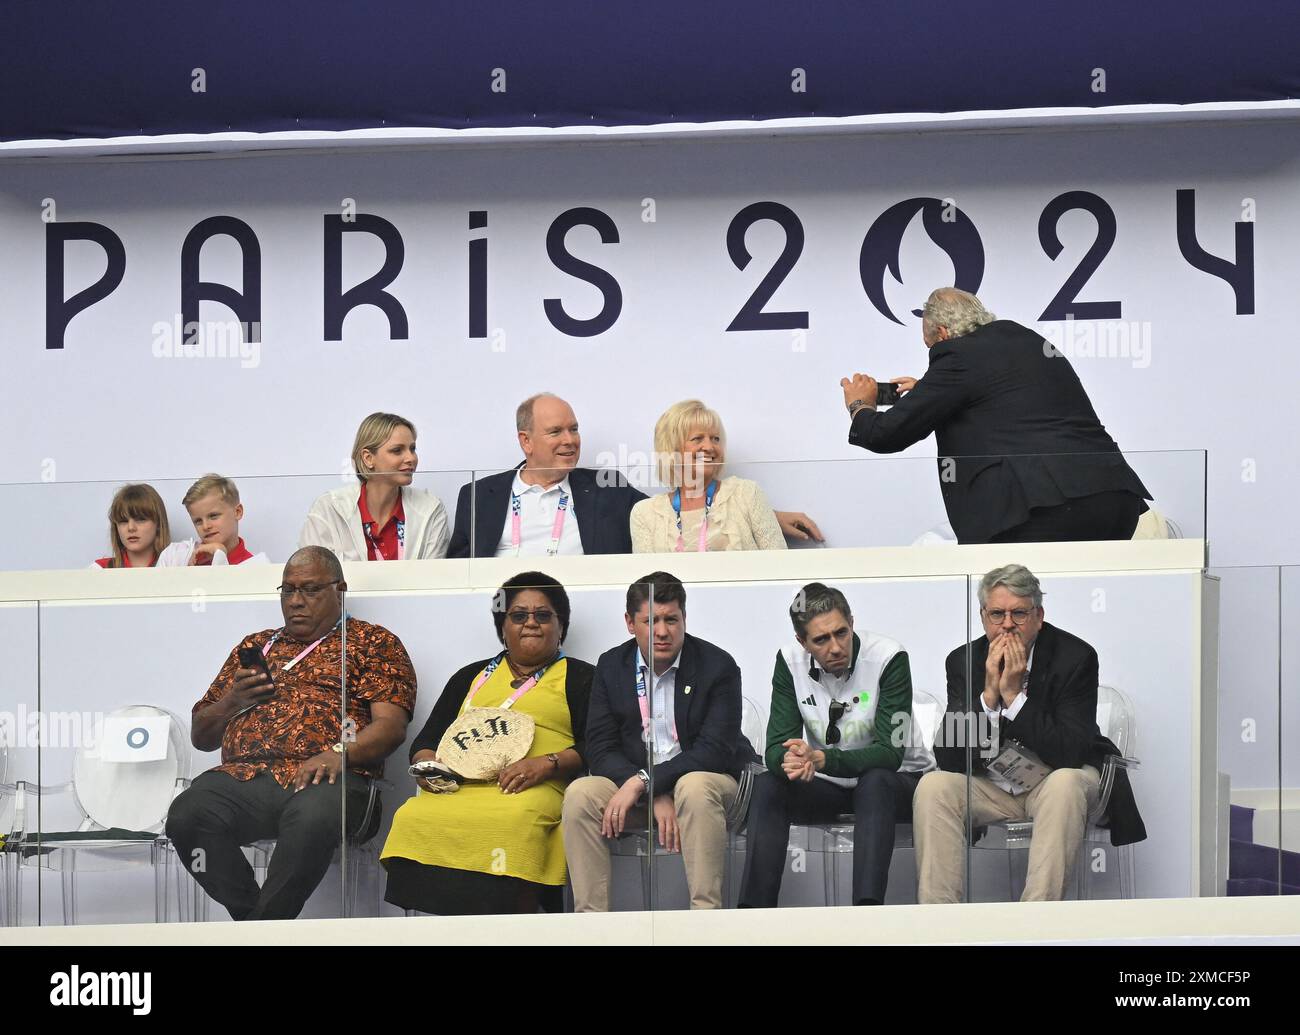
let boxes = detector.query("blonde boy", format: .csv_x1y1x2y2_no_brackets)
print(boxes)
159,475,269,566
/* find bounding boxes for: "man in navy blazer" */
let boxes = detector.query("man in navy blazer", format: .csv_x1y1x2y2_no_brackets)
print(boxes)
840,288,1151,544
562,571,745,910
447,393,645,558
913,563,1146,902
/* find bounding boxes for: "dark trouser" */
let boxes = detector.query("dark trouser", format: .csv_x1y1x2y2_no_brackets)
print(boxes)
165,769,372,921
989,489,1145,544
739,768,921,907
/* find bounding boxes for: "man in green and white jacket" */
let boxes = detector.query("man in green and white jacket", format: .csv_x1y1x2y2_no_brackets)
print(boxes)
738,583,934,907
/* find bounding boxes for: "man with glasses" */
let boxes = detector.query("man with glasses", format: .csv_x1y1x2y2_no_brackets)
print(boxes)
166,545,417,920
838,287,1151,544
738,583,934,907
913,564,1145,902
562,571,748,910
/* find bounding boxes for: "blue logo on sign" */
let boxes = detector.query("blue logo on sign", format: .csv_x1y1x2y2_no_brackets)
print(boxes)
126,727,150,749
859,197,985,325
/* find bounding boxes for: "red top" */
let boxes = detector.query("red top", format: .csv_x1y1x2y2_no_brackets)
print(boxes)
94,552,156,568
357,486,405,561
193,537,255,566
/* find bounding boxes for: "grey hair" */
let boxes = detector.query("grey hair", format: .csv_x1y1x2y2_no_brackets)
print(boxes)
978,564,1043,609
922,287,995,340
515,392,562,434
789,582,853,638
286,545,345,584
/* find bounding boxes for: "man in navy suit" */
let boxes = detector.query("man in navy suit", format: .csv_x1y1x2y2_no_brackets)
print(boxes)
446,393,644,558
913,564,1145,902
447,393,824,557
562,571,745,910
840,288,1151,545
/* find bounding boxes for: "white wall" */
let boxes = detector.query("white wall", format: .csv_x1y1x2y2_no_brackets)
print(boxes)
2,117,1294,569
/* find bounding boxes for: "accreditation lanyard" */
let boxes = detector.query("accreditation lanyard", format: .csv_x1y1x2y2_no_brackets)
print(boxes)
363,515,404,561
465,649,564,711
510,487,569,556
636,664,679,743
262,618,343,671
671,480,718,553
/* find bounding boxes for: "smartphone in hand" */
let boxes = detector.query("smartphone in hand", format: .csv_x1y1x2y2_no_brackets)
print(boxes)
237,646,275,686
876,381,901,406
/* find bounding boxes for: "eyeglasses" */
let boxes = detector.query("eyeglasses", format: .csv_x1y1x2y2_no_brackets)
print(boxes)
826,701,849,746
277,581,340,600
982,608,1036,625
506,608,555,625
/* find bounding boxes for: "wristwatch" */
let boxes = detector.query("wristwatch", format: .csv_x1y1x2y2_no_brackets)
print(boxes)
636,769,650,792
331,742,345,754
547,752,561,771
848,399,871,418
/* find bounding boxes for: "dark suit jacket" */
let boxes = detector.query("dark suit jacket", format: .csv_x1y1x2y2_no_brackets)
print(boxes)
447,465,647,558
585,634,749,794
411,656,595,764
848,319,1151,543
935,621,1146,846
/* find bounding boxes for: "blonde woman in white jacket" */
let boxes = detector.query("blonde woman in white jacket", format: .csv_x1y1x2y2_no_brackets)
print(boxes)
300,412,450,561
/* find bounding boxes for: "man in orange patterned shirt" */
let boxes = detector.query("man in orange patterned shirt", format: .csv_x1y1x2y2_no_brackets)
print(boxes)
166,545,416,920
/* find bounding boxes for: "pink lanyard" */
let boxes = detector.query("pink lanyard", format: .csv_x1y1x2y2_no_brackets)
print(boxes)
262,618,342,671
671,480,718,553
636,664,679,743
465,650,563,711
510,488,570,556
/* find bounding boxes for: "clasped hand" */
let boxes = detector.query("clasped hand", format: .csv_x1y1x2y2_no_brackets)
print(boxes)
984,632,1028,710
781,738,825,782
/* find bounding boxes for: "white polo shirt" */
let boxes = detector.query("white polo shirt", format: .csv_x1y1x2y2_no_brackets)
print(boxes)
494,472,585,557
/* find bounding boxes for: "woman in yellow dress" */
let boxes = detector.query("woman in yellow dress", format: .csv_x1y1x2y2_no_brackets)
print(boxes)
382,572,593,914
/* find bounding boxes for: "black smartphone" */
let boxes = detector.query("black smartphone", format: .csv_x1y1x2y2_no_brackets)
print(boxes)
876,381,901,406
237,646,274,685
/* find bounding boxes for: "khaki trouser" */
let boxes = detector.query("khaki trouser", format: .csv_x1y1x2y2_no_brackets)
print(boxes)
562,772,738,911
914,765,1101,903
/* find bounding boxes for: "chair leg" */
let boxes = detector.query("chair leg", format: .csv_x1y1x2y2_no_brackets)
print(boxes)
722,834,734,909
60,856,77,926
345,846,362,918
640,851,652,911
153,841,166,923
820,830,834,907
13,855,22,927
1005,850,1017,902
1118,844,1133,900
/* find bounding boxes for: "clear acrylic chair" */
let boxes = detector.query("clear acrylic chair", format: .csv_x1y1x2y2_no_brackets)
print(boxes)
186,776,388,921
10,705,192,925
796,688,944,905
977,684,1140,900
609,696,765,909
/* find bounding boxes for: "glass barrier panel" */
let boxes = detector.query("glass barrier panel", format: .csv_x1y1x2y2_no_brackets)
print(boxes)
0,469,472,575
1210,566,1283,898
962,560,1208,903
344,574,647,930
731,573,968,910
31,582,357,925
0,600,38,927
1280,566,1299,897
